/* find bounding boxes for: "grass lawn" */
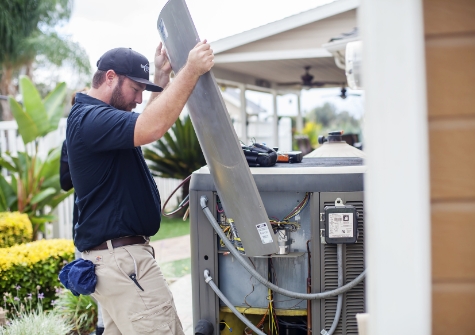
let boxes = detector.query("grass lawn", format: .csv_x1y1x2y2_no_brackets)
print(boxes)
161,258,191,280
151,216,190,241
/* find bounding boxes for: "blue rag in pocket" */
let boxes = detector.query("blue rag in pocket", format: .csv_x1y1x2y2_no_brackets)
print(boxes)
59,259,97,296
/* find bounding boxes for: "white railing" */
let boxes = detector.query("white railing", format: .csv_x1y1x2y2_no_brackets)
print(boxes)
0,118,182,239
233,116,292,151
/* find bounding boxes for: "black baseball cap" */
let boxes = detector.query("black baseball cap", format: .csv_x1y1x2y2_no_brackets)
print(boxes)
96,48,163,92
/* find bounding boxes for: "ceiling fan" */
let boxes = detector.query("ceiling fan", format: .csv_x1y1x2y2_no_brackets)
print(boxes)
278,66,343,88
324,87,362,100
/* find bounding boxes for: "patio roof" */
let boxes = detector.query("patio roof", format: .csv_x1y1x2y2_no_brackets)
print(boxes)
210,0,359,90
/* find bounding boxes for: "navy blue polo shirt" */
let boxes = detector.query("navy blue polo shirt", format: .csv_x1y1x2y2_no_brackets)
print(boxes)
66,93,161,252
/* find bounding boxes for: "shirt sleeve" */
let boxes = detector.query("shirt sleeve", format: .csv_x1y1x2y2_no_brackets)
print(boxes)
59,140,74,191
80,107,139,152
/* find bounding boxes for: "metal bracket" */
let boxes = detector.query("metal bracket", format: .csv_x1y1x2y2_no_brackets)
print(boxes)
320,229,326,244
335,197,345,207
320,213,325,222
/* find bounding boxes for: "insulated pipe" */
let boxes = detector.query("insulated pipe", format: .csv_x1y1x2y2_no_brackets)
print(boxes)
306,240,312,335
204,270,266,335
200,196,366,300
322,244,344,335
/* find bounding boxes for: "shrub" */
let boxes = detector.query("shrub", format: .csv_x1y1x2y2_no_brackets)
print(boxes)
0,239,74,309
0,308,72,335
0,212,32,248
54,289,97,335
1,290,73,335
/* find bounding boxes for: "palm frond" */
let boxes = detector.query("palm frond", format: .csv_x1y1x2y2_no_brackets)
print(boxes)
143,116,206,181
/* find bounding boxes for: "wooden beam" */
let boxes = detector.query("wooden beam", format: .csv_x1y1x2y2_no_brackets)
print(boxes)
214,48,332,63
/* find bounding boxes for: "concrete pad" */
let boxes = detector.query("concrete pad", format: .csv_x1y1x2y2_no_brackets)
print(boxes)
151,234,191,264
169,274,194,335
152,235,194,334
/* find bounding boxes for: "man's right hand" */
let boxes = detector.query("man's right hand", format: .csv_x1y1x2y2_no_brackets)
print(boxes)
186,40,214,77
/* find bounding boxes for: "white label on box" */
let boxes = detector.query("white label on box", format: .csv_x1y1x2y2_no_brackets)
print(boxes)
256,223,274,244
329,213,354,238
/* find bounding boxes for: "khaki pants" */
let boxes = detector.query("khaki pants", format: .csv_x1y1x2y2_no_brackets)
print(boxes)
82,241,185,335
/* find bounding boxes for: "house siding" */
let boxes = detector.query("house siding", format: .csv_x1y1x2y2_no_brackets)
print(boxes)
424,0,475,333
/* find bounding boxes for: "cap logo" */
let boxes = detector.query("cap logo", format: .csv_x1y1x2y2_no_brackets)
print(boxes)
140,64,149,73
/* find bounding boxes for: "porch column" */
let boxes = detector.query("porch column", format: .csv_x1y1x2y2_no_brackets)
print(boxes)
239,84,248,144
296,92,303,133
360,0,431,334
272,90,278,147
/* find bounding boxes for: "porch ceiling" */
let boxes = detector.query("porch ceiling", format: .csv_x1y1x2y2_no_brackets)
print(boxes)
212,57,347,89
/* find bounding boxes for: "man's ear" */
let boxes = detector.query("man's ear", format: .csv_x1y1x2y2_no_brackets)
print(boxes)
105,70,117,87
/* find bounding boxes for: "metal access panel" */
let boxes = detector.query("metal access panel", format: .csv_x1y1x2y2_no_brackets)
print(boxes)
218,191,312,310
317,192,365,335
158,0,278,257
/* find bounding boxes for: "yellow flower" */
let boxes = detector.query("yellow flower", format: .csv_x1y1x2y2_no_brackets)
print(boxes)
0,239,74,274
0,212,33,248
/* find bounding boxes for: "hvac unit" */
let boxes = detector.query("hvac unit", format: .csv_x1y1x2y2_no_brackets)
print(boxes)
189,131,366,335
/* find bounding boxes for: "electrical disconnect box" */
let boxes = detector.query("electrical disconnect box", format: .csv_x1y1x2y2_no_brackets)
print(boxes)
324,198,358,244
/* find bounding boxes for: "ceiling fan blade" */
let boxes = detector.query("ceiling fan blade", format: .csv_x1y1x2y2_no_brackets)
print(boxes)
313,81,344,86
277,82,303,86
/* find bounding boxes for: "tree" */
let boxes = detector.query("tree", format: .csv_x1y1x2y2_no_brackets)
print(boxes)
305,102,362,137
305,102,337,127
0,0,90,119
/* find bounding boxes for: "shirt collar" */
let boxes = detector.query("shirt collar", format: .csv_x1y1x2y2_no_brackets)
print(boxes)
74,92,109,107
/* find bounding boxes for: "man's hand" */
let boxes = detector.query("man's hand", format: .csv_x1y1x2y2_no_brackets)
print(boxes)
185,40,214,77
154,42,172,76
145,42,171,108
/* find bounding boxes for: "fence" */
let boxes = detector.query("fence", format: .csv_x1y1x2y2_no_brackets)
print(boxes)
0,118,182,239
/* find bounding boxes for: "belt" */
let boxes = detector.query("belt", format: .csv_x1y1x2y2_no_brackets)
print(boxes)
90,236,147,251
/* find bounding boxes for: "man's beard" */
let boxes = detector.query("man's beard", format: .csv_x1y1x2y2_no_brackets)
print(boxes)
109,77,136,111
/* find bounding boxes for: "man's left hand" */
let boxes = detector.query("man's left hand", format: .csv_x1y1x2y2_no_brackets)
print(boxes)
154,42,172,77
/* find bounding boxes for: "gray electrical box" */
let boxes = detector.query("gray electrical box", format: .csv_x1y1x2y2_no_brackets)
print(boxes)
324,200,359,244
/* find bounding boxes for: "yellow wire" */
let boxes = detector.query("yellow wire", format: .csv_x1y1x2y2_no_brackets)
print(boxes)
220,321,232,332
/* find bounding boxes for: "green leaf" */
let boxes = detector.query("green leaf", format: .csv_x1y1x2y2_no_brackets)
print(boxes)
38,147,61,181
11,174,18,198
30,214,56,224
144,115,205,184
49,189,74,209
48,105,65,132
44,82,67,131
30,187,56,204
0,157,17,172
19,75,50,137
0,174,17,210
41,175,60,189
8,97,38,144
16,152,30,189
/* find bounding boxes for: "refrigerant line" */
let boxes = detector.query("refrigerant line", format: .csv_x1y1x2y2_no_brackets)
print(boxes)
204,270,266,335
321,244,344,335
200,195,366,300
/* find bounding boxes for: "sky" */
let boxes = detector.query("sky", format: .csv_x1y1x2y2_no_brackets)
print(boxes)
60,0,363,118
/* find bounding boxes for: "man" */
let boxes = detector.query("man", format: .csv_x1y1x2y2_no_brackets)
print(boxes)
66,40,214,334
60,137,105,335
